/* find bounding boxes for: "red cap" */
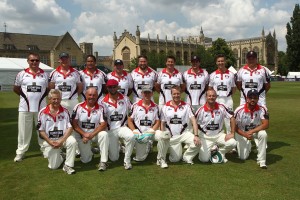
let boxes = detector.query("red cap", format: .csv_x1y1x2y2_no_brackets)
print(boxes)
106,79,119,86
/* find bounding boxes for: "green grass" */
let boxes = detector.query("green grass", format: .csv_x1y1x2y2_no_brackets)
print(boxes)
0,82,300,200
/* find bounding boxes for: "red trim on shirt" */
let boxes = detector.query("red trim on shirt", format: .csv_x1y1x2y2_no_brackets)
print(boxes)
103,93,125,108
215,69,230,80
203,102,220,118
82,68,100,80
24,68,45,79
162,68,180,78
110,70,128,81
43,105,65,122
244,104,260,119
55,66,76,79
134,67,153,78
165,100,186,112
79,101,100,117
242,64,263,76
186,67,204,78
137,99,156,114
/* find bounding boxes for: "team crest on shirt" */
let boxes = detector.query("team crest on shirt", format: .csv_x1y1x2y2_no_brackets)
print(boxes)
225,75,229,78
148,108,154,113
67,74,73,78
179,106,184,111
254,71,261,75
118,101,124,106
57,115,65,121
92,110,98,115
215,111,220,116
94,75,99,79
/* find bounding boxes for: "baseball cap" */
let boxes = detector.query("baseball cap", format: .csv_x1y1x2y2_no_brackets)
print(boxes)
191,55,200,62
246,51,257,58
247,89,259,98
106,79,119,87
114,59,123,65
141,85,152,92
59,52,69,58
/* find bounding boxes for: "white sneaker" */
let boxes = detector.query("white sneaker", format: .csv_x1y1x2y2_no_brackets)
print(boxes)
182,158,194,165
63,165,76,175
259,163,267,169
14,154,24,162
91,147,100,154
124,162,132,170
158,159,168,169
98,162,108,171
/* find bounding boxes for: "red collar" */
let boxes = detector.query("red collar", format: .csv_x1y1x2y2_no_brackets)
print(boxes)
166,100,186,111
203,102,220,112
134,67,153,76
111,70,128,79
215,69,229,74
79,101,100,116
82,68,100,76
162,68,179,77
137,99,156,114
244,104,260,113
187,67,204,75
103,93,125,108
43,104,65,115
25,68,44,78
55,66,76,78
243,64,262,71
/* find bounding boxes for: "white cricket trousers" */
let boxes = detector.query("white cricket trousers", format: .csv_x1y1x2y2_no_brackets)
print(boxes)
169,131,199,163
42,135,77,169
60,99,78,114
74,131,109,163
235,130,268,165
133,130,170,161
107,127,135,164
198,132,237,162
216,96,233,134
16,112,44,155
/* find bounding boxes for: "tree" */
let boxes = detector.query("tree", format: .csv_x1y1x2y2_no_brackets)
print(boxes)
195,45,215,73
208,38,237,68
286,4,300,72
277,51,289,76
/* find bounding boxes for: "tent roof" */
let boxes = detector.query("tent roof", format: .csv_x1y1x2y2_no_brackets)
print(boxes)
0,57,53,71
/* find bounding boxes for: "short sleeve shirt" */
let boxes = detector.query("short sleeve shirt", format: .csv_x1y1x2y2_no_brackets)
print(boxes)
79,69,107,100
234,104,269,132
196,103,233,136
161,101,194,137
107,71,133,96
38,105,72,140
183,68,209,105
100,93,132,130
129,100,159,132
14,68,49,112
49,66,81,100
72,101,105,133
157,68,183,105
209,69,236,97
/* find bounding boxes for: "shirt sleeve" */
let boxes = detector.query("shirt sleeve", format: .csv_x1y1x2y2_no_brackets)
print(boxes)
14,71,23,86
187,105,195,119
208,73,214,87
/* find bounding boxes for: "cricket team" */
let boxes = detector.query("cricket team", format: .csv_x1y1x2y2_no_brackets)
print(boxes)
13,51,271,174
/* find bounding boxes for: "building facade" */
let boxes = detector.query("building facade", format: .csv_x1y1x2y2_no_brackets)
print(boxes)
113,26,278,71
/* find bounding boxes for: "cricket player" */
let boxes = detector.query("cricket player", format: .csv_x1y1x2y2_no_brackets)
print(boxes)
236,51,271,106
107,59,133,96
209,54,236,134
128,85,170,168
49,52,83,113
234,89,269,169
13,52,48,162
195,89,237,163
72,87,109,171
183,55,209,111
160,85,200,165
155,56,185,110
131,55,157,102
79,55,107,101
100,79,135,170
37,89,77,174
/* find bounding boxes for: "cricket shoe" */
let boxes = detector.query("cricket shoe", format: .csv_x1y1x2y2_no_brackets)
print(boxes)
156,159,168,169
63,164,76,175
14,154,24,162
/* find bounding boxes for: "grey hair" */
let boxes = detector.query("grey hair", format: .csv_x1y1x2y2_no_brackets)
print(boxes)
48,89,62,99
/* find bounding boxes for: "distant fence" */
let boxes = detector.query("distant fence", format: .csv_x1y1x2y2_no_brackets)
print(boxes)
271,77,300,81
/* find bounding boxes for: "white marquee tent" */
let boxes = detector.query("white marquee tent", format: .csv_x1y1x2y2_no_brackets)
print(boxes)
0,57,53,91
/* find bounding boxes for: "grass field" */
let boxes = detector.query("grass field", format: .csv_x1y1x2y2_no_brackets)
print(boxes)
0,82,300,200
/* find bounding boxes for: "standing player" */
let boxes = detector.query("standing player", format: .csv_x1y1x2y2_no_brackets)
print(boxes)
234,89,269,169
79,55,107,101
236,51,271,106
72,87,109,171
128,86,170,168
155,56,185,110
195,89,237,163
37,89,77,174
183,55,209,111
49,52,83,113
13,53,48,162
209,54,236,134
131,55,157,102
107,59,133,96
160,86,200,165
100,79,135,170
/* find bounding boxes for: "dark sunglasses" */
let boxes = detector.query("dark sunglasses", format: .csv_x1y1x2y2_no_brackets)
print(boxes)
29,59,40,62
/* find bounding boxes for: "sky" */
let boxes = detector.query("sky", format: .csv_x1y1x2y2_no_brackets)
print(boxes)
0,0,299,56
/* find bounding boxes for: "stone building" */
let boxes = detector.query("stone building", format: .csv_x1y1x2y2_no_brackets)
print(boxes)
113,26,278,71
0,31,88,68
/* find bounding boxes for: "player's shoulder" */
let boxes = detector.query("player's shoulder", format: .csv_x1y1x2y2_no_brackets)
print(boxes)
234,104,245,113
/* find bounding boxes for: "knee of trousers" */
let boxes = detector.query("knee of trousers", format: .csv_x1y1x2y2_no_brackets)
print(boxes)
108,150,119,162
169,155,181,163
198,151,210,163
258,131,268,140
66,136,77,147
225,139,237,148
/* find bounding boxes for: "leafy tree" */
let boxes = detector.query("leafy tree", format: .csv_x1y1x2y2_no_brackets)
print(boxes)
195,45,215,73
286,4,300,72
208,38,237,68
277,51,288,76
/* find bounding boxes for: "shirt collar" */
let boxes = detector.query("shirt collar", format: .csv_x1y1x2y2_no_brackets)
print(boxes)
215,69,229,74
244,104,260,113
187,67,204,75
203,102,220,112
43,104,65,115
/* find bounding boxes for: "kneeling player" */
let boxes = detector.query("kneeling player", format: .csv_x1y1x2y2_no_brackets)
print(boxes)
37,89,77,175
160,86,200,165
196,89,237,163
128,86,170,168
72,87,109,171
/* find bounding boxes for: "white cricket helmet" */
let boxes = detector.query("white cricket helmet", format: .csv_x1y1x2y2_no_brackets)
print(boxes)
210,151,224,164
